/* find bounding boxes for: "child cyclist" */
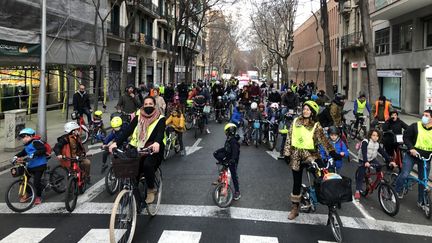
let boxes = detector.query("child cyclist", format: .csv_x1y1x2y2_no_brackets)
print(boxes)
14,128,48,205
54,122,91,183
165,106,186,156
223,123,241,200
100,116,127,172
319,126,349,173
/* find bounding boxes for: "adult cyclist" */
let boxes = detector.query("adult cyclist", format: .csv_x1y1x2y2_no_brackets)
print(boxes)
352,93,371,130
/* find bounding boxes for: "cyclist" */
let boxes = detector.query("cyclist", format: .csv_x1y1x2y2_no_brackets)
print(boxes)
166,106,186,156
329,93,346,128
223,123,241,200
73,84,92,125
354,128,393,201
319,126,349,173
191,84,211,134
109,96,166,205
54,122,92,182
268,88,281,105
101,117,127,172
382,110,408,157
245,102,263,145
352,93,371,130
281,88,299,115
394,109,432,204
14,128,48,205
371,95,392,128
282,100,339,220
117,85,140,115
239,85,251,110
258,102,267,118
153,86,166,115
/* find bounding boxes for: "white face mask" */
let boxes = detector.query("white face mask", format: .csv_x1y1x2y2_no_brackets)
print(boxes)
422,116,430,125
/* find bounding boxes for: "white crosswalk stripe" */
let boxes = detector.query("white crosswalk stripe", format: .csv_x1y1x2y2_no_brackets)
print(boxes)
78,229,125,243
158,230,202,243
0,228,55,243
240,235,279,243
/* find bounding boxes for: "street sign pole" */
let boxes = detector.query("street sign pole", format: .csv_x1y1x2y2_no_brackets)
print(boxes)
37,0,47,140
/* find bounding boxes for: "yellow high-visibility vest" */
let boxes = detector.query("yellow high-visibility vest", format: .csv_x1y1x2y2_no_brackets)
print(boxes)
291,118,318,150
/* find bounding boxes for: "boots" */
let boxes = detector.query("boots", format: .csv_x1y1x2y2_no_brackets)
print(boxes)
288,194,301,220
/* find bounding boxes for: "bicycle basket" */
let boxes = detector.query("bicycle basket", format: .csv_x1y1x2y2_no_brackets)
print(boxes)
314,175,352,205
112,157,140,178
10,165,25,177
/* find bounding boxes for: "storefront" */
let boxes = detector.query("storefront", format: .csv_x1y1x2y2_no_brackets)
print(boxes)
378,70,402,108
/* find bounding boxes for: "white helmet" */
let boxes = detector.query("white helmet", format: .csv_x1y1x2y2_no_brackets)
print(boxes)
216,80,220,85
217,96,222,100
270,103,279,109
251,102,258,110
64,122,80,133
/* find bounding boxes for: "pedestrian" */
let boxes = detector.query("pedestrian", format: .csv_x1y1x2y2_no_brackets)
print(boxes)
177,81,189,112
73,84,92,125
223,123,241,200
117,85,141,115
153,87,166,115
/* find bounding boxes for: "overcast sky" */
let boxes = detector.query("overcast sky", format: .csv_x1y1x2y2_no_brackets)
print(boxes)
223,0,321,50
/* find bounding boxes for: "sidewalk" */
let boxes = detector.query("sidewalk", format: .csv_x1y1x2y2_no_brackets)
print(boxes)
0,100,118,171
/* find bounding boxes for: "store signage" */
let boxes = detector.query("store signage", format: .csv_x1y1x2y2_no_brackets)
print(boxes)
0,40,40,57
127,57,137,73
351,62,358,68
360,61,367,68
377,70,402,78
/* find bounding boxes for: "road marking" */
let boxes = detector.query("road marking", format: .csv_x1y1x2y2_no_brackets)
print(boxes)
87,144,102,149
158,230,202,243
240,235,279,243
317,241,336,243
1,204,432,237
0,227,55,243
185,138,202,156
78,229,125,243
266,150,280,160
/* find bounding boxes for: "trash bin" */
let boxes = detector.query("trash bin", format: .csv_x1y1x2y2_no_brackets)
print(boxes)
4,109,27,151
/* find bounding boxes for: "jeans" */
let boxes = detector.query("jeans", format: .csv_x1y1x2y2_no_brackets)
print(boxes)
229,161,240,193
356,159,382,191
77,108,92,125
353,113,364,129
395,153,431,203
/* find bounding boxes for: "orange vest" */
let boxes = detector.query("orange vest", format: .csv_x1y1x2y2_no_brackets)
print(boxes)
374,101,390,121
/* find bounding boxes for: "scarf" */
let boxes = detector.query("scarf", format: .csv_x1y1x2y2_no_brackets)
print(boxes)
137,107,160,148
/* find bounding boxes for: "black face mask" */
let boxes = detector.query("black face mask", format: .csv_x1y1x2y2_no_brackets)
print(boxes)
144,106,155,114
79,90,85,94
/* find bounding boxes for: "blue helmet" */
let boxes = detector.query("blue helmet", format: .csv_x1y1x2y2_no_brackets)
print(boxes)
19,128,36,137
311,94,318,101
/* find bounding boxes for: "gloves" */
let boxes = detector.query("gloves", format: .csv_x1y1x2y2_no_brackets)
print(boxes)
329,150,342,161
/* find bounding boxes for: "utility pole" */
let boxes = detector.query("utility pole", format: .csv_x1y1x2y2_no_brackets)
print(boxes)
37,0,47,141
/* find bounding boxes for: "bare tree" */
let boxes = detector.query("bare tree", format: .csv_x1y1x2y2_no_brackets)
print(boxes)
319,0,334,97
311,10,323,89
250,0,298,89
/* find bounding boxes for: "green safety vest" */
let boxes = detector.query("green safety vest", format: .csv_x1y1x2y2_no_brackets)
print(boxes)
159,86,165,95
291,118,318,149
291,84,298,93
414,121,432,151
279,124,288,135
356,99,367,114
130,113,166,148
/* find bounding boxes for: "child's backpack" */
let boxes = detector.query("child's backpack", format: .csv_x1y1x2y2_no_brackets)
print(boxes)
33,135,53,158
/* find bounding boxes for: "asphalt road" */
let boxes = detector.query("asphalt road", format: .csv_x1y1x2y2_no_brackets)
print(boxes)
0,121,431,243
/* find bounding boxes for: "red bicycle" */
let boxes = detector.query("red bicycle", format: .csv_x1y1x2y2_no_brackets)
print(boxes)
71,111,89,144
212,160,233,208
63,156,90,212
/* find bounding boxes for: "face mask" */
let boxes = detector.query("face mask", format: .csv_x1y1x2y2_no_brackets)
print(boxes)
422,116,430,125
144,106,155,114
79,90,85,94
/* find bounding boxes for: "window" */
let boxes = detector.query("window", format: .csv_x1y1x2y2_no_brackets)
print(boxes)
425,18,432,48
375,28,390,55
392,21,413,53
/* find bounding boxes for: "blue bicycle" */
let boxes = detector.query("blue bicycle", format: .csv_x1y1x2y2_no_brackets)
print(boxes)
397,153,432,218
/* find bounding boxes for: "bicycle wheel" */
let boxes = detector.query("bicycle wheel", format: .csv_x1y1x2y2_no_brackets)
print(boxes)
185,114,193,130
359,126,367,140
147,169,163,216
268,132,275,151
50,165,68,193
423,191,432,219
163,140,171,160
212,183,233,208
109,189,137,243
105,167,119,195
328,208,343,243
5,179,36,212
65,177,78,212
349,123,358,140
253,129,258,148
355,167,370,197
80,129,89,144
378,183,399,216
299,185,313,213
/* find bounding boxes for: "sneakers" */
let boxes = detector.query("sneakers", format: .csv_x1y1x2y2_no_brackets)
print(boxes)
278,153,285,160
206,128,211,134
34,197,42,205
145,189,157,204
233,192,241,201
19,194,30,203
417,202,424,208
354,191,361,201
397,192,404,199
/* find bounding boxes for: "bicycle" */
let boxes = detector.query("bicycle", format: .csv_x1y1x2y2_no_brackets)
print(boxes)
262,119,278,150
212,160,233,208
355,163,399,216
396,153,432,219
250,119,262,148
109,147,163,243
163,126,181,160
5,157,68,212
193,107,205,139
63,155,90,212
89,120,106,145
184,107,194,130
349,115,367,140
71,111,90,144
299,159,350,243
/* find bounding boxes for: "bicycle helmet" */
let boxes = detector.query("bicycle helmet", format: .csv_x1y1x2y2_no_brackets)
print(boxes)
19,128,36,137
224,123,237,136
64,122,80,133
110,116,123,129
94,110,103,118
270,103,279,109
251,102,258,110
311,94,318,101
328,126,340,136
217,96,222,101
303,100,319,116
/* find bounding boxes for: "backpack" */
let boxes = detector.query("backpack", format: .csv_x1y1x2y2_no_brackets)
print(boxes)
33,135,53,157
318,105,333,128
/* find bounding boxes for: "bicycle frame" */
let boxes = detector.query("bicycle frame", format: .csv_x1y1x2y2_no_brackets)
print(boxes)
69,160,85,188
219,164,231,196
404,156,431,194
364,167,385,194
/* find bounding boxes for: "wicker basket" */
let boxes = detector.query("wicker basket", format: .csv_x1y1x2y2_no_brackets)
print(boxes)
112,157,140,178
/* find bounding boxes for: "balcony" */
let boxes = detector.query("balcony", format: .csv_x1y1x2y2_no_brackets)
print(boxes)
138,0,161,18
370,0,432,21
130,32,152,47
107,21,125,41
341,32,363,50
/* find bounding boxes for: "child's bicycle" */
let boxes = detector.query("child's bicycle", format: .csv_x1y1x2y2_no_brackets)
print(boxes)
355,163,399,216
62,155,91,212
71,111,90,144
109,147,163,243
89,120,106,145
212,159,233,208
300,159,351,243
5,157,68,212
395,152,432,218
163,126,181,160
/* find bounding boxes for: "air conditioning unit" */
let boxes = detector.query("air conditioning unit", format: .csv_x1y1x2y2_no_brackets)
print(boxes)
131,33,138,42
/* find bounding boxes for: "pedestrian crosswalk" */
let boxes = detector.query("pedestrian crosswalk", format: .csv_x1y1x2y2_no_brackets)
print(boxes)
0,227,334,243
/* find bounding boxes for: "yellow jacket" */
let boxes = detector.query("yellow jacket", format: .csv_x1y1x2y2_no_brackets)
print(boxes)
166,114,186,132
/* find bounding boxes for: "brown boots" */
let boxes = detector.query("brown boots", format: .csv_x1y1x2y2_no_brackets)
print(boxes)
288,194,301,220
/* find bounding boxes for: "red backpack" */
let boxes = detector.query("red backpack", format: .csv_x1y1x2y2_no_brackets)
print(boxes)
33,135,53,157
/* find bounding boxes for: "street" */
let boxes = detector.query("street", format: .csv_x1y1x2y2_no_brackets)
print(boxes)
0,121,432,243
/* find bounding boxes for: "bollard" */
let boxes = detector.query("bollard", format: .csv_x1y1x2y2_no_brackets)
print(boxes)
4,109,27,151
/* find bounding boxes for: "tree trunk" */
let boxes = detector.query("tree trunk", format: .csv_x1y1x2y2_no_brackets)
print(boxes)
280,58,289,86
320,0,334,98
121,5,138,96
359,0,379,107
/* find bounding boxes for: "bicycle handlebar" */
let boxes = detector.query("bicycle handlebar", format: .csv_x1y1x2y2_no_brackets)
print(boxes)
415,152,432,161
